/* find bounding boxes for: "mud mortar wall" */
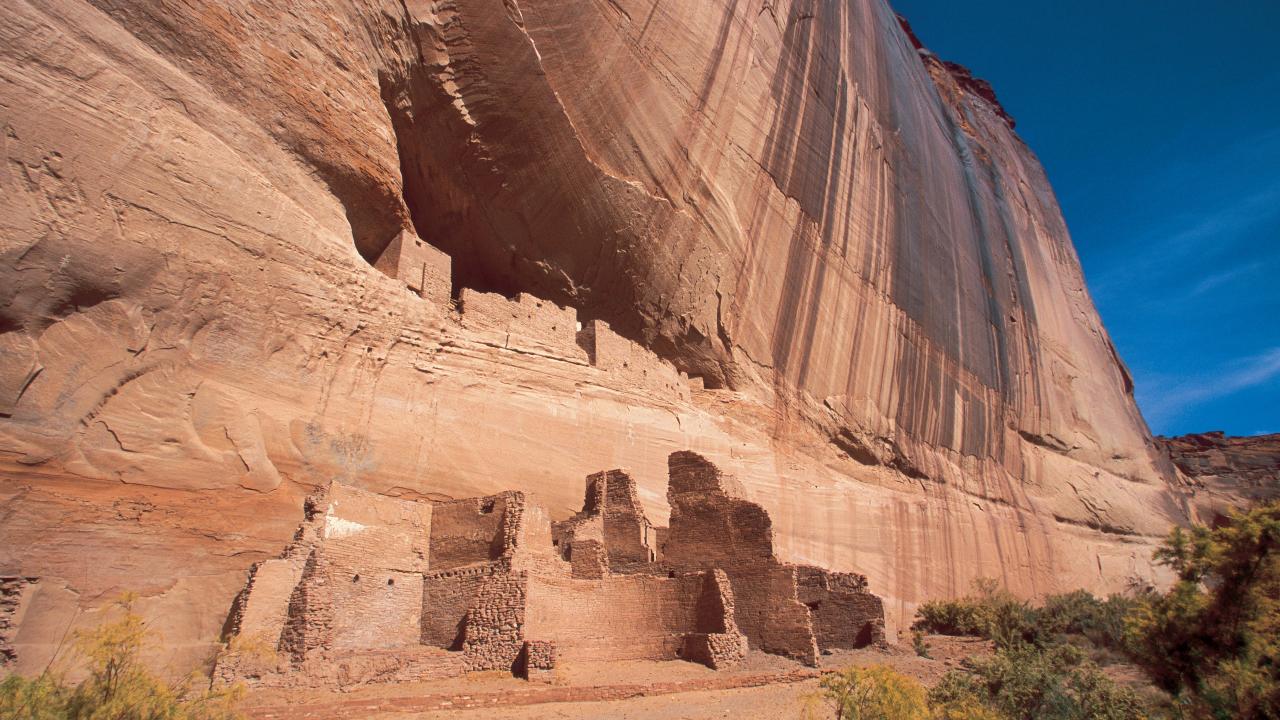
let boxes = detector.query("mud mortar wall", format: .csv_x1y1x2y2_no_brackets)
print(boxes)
421,565,496,650
429,496,510,571
523,572,706,662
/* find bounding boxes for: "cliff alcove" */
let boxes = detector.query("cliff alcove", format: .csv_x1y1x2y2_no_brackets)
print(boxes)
0,0,1195,682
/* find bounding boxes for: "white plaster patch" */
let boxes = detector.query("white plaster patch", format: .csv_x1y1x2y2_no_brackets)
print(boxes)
323,502,366,538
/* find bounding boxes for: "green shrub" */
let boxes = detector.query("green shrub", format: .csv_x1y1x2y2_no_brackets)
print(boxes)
0,673,66,720
807,665,929,720
0,595,245,720
912,579,1037,649
1039,590,1136,651
928,695,1001,720
914,580,1141,655
1125,501,1280,719
912,630,931,659
928,644,1146,720
914,597,991,637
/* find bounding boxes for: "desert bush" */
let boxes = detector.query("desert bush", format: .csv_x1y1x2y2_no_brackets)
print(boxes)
1125,501,1280,719
912,579,1037,649
928,643,1146,720
911,630,931,659
806,665,929,720
0,594,244,720
928,695,1001,720
915,579,1141,654
1039,590,1137,651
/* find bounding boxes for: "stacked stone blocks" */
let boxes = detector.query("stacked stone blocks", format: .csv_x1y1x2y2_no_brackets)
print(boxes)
215,452,884,688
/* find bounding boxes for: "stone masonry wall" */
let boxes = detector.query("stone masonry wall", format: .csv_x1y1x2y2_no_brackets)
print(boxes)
222,557,306,645
578,320,693,400
459,290,589,363
373,228,451,306
523,571,706,662
428,494,509,571
421,564,499,650
665,451,821,665
460,561,528,672
1,577,36,668
218,454,883,687
552,469,657,573
382,244,700,406
796,565,886,649
680,569,749,669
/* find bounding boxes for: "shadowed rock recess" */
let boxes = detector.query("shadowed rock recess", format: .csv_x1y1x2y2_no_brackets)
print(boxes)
0,0,1194,676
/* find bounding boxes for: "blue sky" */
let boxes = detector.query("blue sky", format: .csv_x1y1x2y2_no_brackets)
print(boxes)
891,0,1280,437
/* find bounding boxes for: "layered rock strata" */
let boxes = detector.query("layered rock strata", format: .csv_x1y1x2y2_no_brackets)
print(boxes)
216,452,880,688
0,0,1190,674
1161,432,1280,524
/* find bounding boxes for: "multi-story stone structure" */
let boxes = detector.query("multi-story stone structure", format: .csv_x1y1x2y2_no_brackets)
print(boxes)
215,452,884,688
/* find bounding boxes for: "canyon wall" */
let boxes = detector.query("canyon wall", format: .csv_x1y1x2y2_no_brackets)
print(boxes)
1161,432,1280,524
0,0,1189,674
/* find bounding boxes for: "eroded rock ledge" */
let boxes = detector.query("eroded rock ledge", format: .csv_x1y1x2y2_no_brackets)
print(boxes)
1162,431,1280,524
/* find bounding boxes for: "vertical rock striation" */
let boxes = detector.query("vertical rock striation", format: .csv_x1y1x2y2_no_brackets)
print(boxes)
0,0,1188,672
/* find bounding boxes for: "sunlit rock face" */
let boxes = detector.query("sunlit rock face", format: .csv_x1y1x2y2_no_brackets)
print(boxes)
1162,432,1280,523
0,0,1188,672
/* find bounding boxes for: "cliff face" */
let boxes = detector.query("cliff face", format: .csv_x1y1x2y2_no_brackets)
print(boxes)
0,0,1188,672
1162,432,1280,523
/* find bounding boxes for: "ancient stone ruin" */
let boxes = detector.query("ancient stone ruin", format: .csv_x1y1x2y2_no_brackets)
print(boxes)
214,451,884,688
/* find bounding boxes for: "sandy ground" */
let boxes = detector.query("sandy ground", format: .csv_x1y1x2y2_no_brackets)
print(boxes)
242,636,997,719
393,679,819,720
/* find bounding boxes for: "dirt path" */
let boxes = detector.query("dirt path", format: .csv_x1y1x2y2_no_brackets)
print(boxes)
243,669,819,719
241,637,996,719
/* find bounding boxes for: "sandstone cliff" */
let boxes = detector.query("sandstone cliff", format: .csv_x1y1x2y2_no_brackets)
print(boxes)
1161,432,1280,524
1,0,1189,673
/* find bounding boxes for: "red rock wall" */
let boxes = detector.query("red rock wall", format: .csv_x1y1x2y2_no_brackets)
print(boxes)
0,0,1190,674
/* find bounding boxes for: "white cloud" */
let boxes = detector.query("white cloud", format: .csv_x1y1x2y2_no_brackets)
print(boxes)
1140,347,1280,429
1087,182,1280,304
1189,261,1263,297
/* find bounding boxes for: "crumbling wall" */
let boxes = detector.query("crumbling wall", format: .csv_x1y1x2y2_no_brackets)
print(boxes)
515,640,556,681
282,484,432,657
566,539,608,579
665,451,820,665
460,561,528,671
526,470,747,668
459,290,589,363
1,577,36,668
219,454,881,687
428,494,510,570
329,570,424,650
222,557,306,645
420,564,497,649
523,571,711,662
372,244,699,407
796,566,886,650
278,550,328,662
680,569,749,669
552,469,658,572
